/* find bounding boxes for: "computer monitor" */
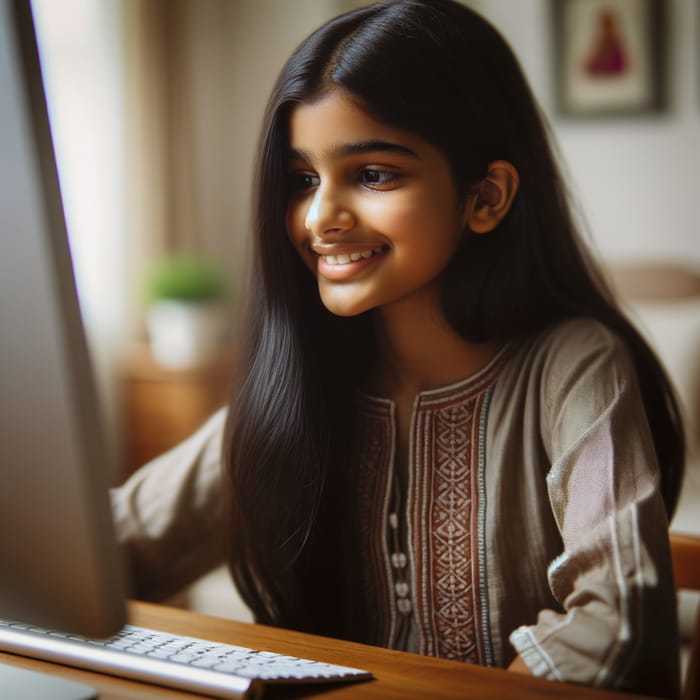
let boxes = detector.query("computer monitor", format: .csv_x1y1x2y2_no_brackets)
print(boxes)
0,0,127,647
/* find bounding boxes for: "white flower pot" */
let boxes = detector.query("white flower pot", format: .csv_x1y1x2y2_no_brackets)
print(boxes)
146,300,227,369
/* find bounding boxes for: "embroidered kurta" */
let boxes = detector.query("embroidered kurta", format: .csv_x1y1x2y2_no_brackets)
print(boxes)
112,318,680,696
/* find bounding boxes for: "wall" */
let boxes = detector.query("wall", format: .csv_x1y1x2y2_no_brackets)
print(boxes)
473,0,700,266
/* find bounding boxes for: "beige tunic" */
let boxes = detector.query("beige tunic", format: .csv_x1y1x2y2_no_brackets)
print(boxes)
111,318,679,696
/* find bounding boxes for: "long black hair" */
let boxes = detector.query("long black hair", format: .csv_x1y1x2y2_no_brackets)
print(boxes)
224,0,685,636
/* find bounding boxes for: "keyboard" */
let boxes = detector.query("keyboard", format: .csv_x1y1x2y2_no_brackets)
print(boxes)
0,618,373,699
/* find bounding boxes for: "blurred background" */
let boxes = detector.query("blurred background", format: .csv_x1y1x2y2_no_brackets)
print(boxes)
30,0,699,515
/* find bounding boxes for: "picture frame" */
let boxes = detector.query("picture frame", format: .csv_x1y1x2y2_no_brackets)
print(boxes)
551,0,665,116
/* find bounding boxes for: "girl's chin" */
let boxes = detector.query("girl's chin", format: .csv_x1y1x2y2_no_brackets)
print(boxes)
318,287,377,317
320,301,374,318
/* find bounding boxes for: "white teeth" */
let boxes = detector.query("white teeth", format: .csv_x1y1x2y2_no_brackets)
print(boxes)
322,247,384,265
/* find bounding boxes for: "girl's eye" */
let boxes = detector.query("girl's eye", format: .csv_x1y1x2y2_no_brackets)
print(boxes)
289,171,319,192
359,168,399,188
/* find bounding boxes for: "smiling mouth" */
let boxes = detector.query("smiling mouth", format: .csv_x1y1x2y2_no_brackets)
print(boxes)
320,247,386,266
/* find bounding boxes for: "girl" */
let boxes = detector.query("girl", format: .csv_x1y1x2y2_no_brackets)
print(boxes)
113,1,685,695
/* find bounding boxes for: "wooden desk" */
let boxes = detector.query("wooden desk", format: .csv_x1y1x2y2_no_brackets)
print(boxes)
0,602,653,699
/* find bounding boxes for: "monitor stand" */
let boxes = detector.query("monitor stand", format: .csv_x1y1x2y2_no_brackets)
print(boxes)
1,662,96,700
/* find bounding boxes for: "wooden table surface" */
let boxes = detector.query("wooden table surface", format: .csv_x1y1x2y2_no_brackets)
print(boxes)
0,601,656,699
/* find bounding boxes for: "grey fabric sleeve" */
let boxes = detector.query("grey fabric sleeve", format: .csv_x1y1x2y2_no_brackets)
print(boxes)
110,408,228,602
508,322,680,697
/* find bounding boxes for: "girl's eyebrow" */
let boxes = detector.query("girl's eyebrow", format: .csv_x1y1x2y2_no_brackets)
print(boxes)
288,140,420,162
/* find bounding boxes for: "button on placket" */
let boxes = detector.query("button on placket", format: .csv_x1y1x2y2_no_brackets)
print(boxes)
389,474,412,616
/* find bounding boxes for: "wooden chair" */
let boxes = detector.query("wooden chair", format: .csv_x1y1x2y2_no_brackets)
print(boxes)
671,532,700,700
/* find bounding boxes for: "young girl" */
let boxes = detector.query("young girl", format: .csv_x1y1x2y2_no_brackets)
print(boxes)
113,1,685,695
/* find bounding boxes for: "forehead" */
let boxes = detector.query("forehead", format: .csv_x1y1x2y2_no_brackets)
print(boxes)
287,90,427,160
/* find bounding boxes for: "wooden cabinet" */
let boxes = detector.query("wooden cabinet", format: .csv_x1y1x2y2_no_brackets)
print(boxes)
120,344,236,479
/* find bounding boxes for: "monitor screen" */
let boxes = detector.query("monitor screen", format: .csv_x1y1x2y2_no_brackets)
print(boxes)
0,0,127,640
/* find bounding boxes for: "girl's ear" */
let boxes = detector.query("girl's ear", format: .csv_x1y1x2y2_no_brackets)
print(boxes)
465,160,520,234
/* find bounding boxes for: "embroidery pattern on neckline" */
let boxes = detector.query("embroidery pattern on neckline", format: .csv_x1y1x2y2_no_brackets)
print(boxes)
355,352,506,659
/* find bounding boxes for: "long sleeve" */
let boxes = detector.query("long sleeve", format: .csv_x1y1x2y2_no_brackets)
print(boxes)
508,322,680,697
111,408,228,602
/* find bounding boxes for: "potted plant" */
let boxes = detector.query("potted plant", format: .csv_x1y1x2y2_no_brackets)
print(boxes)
144,255,231,369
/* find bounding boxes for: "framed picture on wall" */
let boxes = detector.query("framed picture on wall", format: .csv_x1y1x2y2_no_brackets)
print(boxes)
552,0,665,116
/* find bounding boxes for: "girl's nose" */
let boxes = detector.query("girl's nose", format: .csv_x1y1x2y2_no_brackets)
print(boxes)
304,185,355,235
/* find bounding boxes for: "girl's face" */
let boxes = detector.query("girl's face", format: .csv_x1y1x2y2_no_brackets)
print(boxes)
285,90,469,317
